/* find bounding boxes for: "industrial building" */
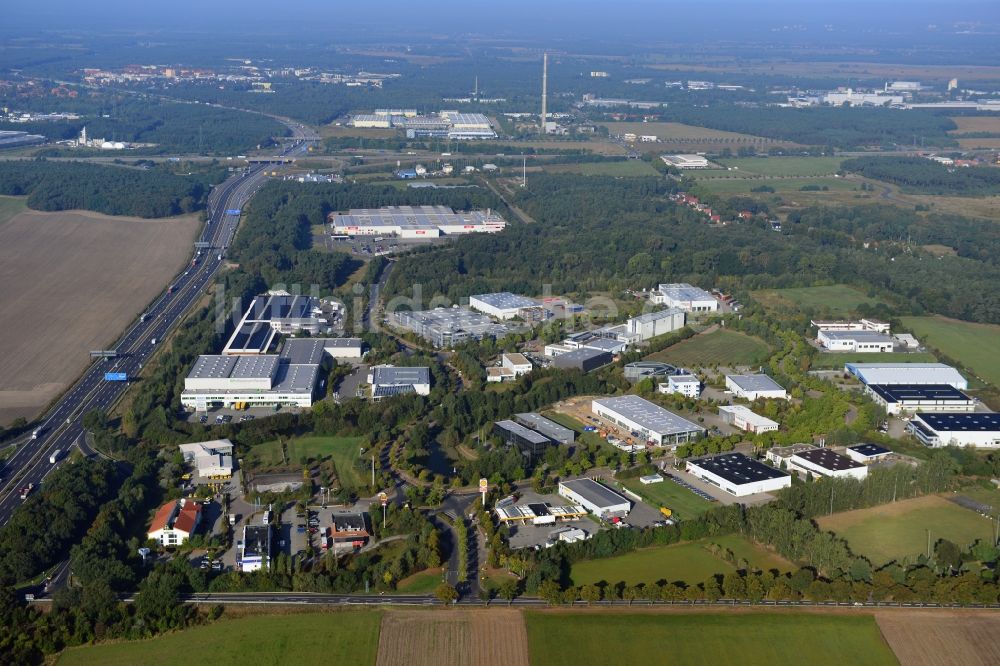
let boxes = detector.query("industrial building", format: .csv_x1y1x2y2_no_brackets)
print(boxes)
765,444,819,468
811,319,890,334
818,330,895,353
624,361,676,383
0,129,46,149
661,154,710,169
493,420,554,459
178,439,234,480
368,365,431,400
147,499,203,547
240,524,271,572
686,453,791,497
329,205,506,238
845,363,968,390
652,283,719,312
502,353,532,376
867,384,976,415
660,374,700,398
468,292,540,320
626,308,686,341
726,374,788,400
181,353,320,411
494,500,587,525
543,343,574,358
788,448,868,480
349,110,496,139
514,412,575,444
718,405,779,434
552,348,614,372
223,294,326,355
558,478,631,517
846,443,892,465
592,394,705,447
392,307,509,348
908,413,1000,448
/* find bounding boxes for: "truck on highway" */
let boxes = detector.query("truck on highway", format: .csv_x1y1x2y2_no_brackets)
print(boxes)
31,427,42,440
151,338,157,346
49,449,62,464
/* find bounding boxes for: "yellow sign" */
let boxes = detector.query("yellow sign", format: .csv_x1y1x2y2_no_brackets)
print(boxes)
479,478,488,493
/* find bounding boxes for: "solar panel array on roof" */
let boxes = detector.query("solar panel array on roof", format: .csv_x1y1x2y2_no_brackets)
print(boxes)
915,412,1000,432
688,453,789,485
373,384,417,398
793,448,863,471
867,384,970,403
232,355,279,379
848,443,892,457
188,355,238,379
372,366,430,386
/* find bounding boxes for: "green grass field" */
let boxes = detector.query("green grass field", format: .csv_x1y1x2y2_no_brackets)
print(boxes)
570,535,791,587
752,284,879,315
646,329,771,367
525,613,897,666
901,316,1000,388
57,612,382,666
816,495,995,565
710,156,844,177
249,436,367,489
810,351,938,369
619,477,713,521
0,195,26,225
545,160,658,177
396,568,444,594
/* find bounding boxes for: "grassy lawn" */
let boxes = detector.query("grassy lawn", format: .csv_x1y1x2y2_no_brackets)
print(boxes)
0,195,26,226
752,284,879,315
901,315,1000,388
544,160,658,177
816,495,996,565
570,535,792,587
57,612,382,665
618,477,713,521
810,351,938,369
396,568,444,594
646,329,771,367
525,612,897,666
711,156,844,177
249,436,367,490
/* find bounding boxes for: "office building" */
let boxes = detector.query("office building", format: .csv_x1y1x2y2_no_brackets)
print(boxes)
501,353,532,376
147,499,202,547
178,439,234,480
494,420,553,459
660,374,700,398
240,524,271,572
514,412,575,444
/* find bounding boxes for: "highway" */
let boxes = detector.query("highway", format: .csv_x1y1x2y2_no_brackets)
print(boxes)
0,136,312,526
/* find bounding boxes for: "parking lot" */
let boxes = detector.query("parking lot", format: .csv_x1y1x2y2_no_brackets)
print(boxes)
182,404,298,425
336,363,370,401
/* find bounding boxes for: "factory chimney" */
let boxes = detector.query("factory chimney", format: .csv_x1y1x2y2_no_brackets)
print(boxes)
540,53,548,135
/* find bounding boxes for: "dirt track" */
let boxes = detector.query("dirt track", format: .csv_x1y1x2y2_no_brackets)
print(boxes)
376,609,528,666
0,208,200,425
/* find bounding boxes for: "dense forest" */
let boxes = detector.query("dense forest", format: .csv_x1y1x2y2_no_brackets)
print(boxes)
656,106,958,149
0,96,286,155
841,156,1000,195
0,160,214,217
383,173,1000,323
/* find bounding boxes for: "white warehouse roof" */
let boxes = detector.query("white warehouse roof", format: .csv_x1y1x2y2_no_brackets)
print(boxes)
846,363,967,389
593,395,704,436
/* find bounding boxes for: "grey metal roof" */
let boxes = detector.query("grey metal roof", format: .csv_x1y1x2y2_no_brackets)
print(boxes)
272,362,320,393
593,395,704,436
658,283,716,302
372,366,430,386
495,420,551,445
846,363,967,387
232,355,279,379
280,339,328,365
514,413,575,442
560,478,629,508
820,330,894,342
630,308,684,324
584,338,625,352
188,355,238,379
727,374,785,393
324,338,363,348
470,292,539,311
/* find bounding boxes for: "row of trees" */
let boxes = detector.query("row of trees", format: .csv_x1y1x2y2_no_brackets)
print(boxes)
842,156,1000,196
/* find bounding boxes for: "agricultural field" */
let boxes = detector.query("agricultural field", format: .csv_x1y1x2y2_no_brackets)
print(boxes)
57,612,382,665
376,609,528,666
693,176,858,195
949,116,1000,134
525,612,897,666
702,156,844,178
751,284,880,316
646,328,771,367
543,160,658,177
816,495,995,565
0,202,201,427
601,121,793,145
619,477,714,521
247,436,367,490
810,351,938,370
901,316,1000,388
569,535,792,587
876,610,1000,666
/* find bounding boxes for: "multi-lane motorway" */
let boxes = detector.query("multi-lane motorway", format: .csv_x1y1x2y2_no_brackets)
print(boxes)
0,137,312,526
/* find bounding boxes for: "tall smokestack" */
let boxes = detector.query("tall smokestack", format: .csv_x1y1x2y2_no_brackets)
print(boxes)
540,52,548,135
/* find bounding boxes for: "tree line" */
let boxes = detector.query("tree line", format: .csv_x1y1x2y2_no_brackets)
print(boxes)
841,156,1000,196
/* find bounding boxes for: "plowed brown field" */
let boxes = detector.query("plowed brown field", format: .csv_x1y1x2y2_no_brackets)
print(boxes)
876,610,1000,666
376,609,528,666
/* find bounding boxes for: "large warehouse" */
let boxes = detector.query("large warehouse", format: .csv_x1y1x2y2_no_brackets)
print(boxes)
686,453,791,497
592,394,704,447
726,374,788,400
845,363,968,390
350,110,496,139
558,478,631,517
552,348,614,373
817,330,894,353
788,448,867,480
223,294,325,355
392,307,508,348
329,205,507,238
651,283,718,312
718,405,779,434
368,365,431,400
469,292,540,320
867,384,975,415
908,413,1000,448
514,412,575,444
626,308,686,341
